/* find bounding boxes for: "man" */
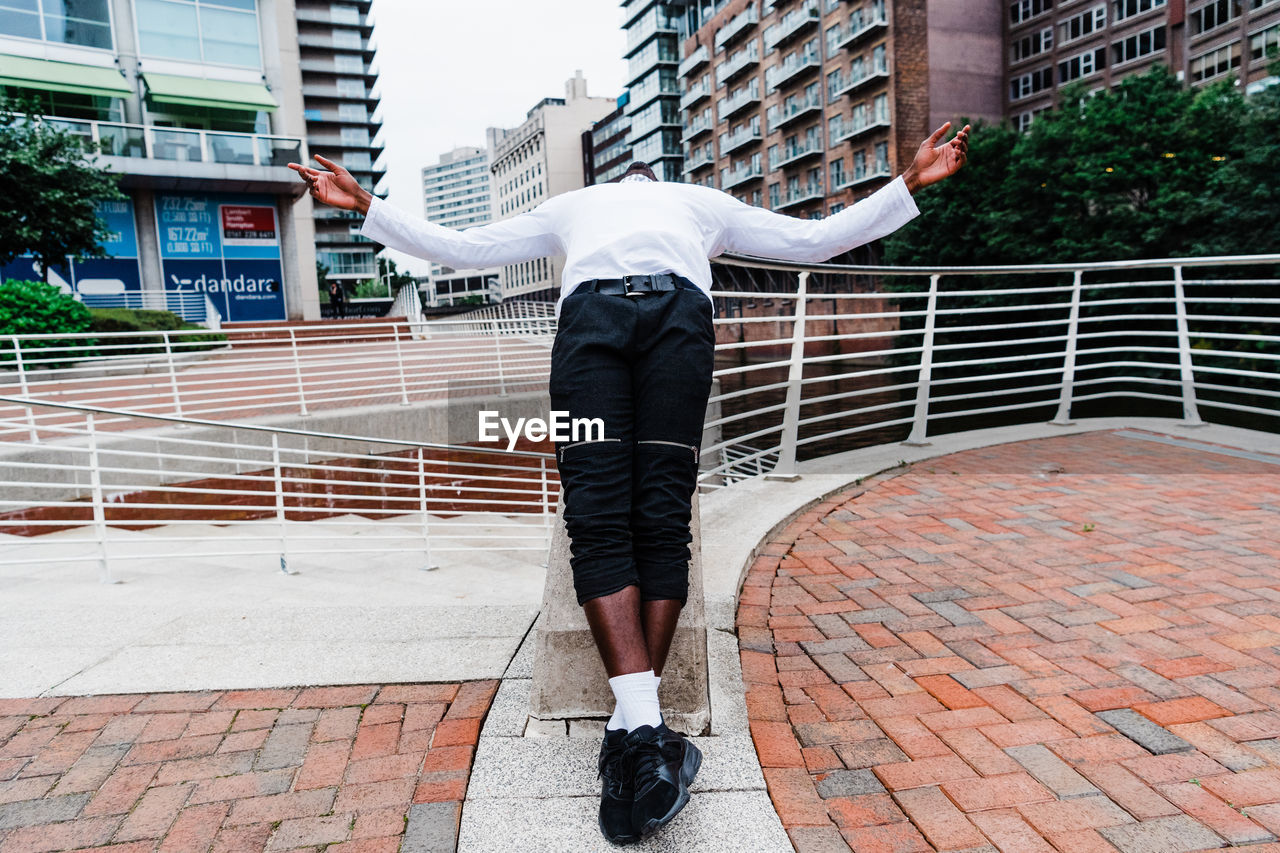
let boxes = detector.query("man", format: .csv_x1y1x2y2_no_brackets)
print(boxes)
289,120,968,844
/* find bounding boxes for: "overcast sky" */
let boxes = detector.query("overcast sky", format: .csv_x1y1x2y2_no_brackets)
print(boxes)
364,1,629,276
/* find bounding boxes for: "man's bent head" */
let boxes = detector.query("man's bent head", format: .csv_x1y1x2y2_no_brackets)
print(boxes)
615,161,658,183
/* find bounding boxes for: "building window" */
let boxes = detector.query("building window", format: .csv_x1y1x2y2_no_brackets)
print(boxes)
0,0,114,48
853,149,866,179
1113,0,1166,21
1113,24,1166,65
136,0,262,69
1060,5,1106,44
873,93,888,123
1010,0,1053,25
1190,0,1242,35
829,157,845,190
873,141,888,174
1058,47,1106,82
1251,23,1280,61
768,182,780,208
1190,41,1242,81
1010,66,1054,100
1012,26,1054,62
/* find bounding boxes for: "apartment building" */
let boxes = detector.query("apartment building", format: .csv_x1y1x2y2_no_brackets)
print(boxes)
296,0,386,294
0,0,319,321
1007,0,1280,129
623,0,687,180
583,93,636,185
421,146,499,305
489,71,614,300
678,0,1002,227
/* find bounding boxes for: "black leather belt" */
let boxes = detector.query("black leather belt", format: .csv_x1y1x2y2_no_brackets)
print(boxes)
577,273,698,297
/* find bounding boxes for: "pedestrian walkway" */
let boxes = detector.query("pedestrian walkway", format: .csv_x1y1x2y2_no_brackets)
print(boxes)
0,682,497,852
740,429,1280,852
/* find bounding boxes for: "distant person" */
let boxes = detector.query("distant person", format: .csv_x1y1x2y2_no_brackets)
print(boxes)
328,279,345,319
290,122,968,844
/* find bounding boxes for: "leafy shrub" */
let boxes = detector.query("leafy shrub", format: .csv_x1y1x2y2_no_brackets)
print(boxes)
0,278,95,367
88,308,227,358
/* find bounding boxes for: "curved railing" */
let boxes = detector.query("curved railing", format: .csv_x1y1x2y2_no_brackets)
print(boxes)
2,254,1277,575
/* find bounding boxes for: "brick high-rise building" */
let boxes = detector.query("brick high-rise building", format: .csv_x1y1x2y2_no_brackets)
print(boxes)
1007,0,1280,130
677,0,1003,235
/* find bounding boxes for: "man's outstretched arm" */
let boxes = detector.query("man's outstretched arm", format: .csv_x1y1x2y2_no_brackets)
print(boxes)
288,154,561,268
713,122,970,262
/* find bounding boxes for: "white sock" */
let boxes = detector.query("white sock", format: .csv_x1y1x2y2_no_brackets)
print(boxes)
608,670,662,732
654,672,664,726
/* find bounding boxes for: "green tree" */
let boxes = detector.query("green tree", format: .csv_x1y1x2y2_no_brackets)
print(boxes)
0,95,125,282
377,255,414,288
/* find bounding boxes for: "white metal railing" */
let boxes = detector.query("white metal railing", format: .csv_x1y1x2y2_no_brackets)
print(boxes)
0,398,556,581
4,255,1278,574
715,4,760,50
35,115,305,168
718,80,762,121
679,44,711,78
764,0,819,51
716,41,761,87
75,291,210,324
765,49,821,92
680,80,712,110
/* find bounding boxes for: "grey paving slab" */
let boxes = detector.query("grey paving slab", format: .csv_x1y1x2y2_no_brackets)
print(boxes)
49,637,519,695
481,677,532,738
1097,710,1194,755
457,790,791,853
466,734,764,800
1098,815,1226,853
403,801,462,853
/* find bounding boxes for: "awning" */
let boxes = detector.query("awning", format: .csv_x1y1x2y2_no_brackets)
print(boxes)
141,72,277,112
0,54,132,99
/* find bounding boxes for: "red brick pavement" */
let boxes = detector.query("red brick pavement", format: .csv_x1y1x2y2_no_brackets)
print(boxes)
0,681,497,852
738,429,1280,853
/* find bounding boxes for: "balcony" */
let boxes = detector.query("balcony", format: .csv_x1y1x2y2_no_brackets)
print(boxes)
682,113,713,141
626,7,679,57
832,63,890,97
627,77,681,114
715,5,760,51
850,162,892,185
716,41,761,87
777,180,824,209
297,32,372,52
302,84,377,102
724,163,765,189
764,0,820,51
717,81,763,122
680,79,712,110
769,136,822,169
722,125,763,154
832,114,890,143
834,11,889,51
679,44,710,78
298,59,375,77
682,147,715,173
765,50,820,91
296,6,370,28
772,90,822,130
36,115,306,193
628,114,681,146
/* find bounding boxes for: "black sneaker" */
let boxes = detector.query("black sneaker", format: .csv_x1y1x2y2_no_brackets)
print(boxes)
598,727,639,845
655,722,702,789
622,724,690,839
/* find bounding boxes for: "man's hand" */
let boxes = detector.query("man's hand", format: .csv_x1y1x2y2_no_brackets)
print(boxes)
902,122,970,194
287,154,373,215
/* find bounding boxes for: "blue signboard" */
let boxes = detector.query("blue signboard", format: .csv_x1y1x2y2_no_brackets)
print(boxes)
0,199,141,295
155,192,286,322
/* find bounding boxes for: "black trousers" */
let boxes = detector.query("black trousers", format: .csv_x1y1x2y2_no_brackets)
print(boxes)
550,285,715,607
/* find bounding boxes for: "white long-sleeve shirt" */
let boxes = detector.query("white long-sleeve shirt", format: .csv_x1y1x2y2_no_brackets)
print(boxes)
359,175,920,310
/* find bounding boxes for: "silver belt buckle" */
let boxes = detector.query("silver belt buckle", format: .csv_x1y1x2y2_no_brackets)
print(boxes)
623,275,647,297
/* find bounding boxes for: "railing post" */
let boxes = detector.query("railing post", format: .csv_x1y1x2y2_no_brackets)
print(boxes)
163,332,186,426
767,271,809,481
272,434,294,574
393,322,411,406
418,447,437,570
540,457,552,545
289,329,309,416
1051,269,1083,426
904,273,940,447
86,413,114,584
11,336,38,444
1172,264,1206,428
492,319,507,397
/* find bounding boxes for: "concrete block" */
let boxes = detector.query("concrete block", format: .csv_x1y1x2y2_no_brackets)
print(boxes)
529,494,710,736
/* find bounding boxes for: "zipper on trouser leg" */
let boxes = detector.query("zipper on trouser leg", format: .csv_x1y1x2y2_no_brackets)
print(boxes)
632,440,696,461
557,437,622,463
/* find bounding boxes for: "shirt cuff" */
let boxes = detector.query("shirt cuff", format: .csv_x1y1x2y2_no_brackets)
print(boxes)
359,194,386,241
891,174,921,219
